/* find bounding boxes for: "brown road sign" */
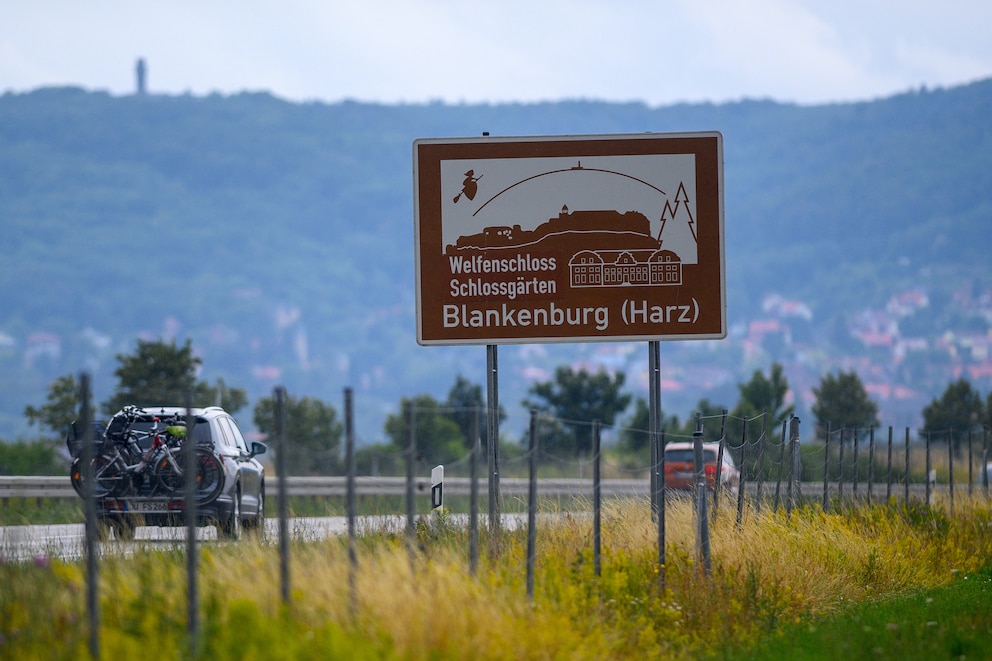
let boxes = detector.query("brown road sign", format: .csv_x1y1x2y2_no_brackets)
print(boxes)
413,132,725,345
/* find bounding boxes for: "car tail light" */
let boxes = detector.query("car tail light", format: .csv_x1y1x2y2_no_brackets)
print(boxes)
168,501,185,511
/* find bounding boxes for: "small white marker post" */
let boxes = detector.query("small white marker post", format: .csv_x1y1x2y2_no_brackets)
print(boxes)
431,465,444,511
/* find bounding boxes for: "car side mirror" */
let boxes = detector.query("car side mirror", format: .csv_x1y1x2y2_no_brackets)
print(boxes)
250,441,267,457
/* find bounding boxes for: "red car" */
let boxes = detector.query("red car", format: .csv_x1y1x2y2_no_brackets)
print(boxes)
663,441,740,493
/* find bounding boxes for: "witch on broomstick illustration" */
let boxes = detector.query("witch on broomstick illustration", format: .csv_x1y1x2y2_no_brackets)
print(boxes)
453,169,482,203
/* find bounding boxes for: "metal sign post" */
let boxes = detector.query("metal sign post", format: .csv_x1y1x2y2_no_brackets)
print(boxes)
486,344,500,535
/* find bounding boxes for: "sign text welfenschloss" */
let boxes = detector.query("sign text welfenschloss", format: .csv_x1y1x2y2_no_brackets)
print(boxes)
413,132,725,345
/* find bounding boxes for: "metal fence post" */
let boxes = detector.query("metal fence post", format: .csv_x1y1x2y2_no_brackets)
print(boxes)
823,423,831,511
184,393,199,658
713,412,727,521
345,387,357,616
967,429,973,496
853,427,860,501
80,372,99,660
692,413,711,578
867,427,875,503
904,427,911,504
657,428,666,590
948,428,954,514
755,413,766,512
593,419,601,577
773,419,786,512
735,422,747,528
788,416,800,517
276,386,290,607
526,409,538,601
886,426,893,502
926,430,932,505
838,427,846,501
405,400,417,562
984,427,989,498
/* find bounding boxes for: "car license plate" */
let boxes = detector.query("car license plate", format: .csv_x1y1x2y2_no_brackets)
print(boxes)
126,500,169,512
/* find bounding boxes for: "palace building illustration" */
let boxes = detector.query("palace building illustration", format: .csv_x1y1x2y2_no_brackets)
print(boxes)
569,248,682,288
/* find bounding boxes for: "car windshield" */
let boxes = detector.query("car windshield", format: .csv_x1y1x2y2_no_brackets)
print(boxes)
665,449,717,463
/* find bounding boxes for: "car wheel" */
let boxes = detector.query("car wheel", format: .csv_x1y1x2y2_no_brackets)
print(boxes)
219,491,242,540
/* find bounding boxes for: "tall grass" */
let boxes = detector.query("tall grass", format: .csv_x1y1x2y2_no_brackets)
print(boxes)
3,495,991,659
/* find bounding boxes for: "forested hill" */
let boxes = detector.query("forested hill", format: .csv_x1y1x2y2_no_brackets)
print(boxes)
1,80,991,440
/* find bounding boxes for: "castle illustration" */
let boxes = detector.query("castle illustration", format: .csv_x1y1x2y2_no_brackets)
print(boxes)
447,200,692,288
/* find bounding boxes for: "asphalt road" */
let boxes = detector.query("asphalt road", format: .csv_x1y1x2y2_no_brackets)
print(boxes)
0,513,532,562
0,517,388,562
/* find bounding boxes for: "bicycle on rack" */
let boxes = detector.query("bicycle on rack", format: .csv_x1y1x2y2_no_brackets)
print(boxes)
151,422,224,503
70,405,223,503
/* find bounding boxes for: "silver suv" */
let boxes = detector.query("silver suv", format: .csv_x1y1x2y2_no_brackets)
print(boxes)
71,405,266,540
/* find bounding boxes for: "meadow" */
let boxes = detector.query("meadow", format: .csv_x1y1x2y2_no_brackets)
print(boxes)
2,495,991,659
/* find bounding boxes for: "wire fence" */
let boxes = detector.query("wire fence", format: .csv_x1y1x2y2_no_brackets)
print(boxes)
393,404,991,510
23,375,992,659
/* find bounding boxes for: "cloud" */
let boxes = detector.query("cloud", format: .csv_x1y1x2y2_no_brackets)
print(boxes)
1,0,990,105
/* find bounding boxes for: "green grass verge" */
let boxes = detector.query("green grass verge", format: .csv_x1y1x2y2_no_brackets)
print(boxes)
0,499,83,526
2,499,991,659
730,568,992,660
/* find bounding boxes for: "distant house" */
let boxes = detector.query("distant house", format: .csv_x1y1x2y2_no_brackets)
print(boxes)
886,288,929,317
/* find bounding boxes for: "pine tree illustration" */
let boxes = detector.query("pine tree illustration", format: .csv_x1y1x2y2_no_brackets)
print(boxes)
657,181,698,264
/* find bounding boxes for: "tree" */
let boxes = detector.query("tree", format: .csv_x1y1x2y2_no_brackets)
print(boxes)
205,377,249,414
384,394,466,465
617,396,684,455
523,366,632,456
443,375,505,452
102,339,247,415
727,363,795,469
618,397,652,454
254,393,343,475
730,363,793,427
671,398,728,438
811,370,880,439
922,379,984,453
24,373,93,438
0,440,67,475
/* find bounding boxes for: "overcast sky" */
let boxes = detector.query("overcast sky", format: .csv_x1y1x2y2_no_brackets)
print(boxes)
3,1,991,107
